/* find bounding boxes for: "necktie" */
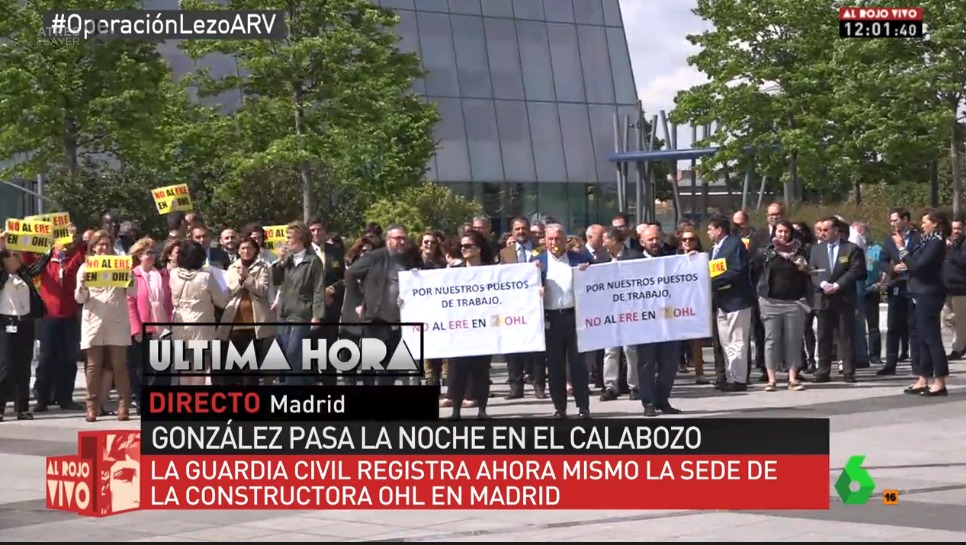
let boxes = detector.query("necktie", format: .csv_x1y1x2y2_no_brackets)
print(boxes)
828,244,835,268
518,245,527,263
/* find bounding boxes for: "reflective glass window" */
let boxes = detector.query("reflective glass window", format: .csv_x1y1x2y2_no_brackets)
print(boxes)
537,184,569,229
516,21,556,101
573,0,604,25
578,25,615,103
544,0,575,23
484,18,526,100
558,103,597,183
602,0,623,26
394,10,426,94
451,15,492,98
481,0,514,17
415,0,449,12
547,23,585,103
448,0,481,15
527,102,568,182
463,99,505,181
382,0,416,9
433,98,472,181
418,12,461,96
513,0,545,19
494,100,537,182
588,104,618,185
607,27,637,104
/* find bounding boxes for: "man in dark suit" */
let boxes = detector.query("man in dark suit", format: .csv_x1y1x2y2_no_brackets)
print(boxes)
191,227,230,270
878,207,920,375
309,218,343,386
809,217,867,383
345,224,415,385
611,212,642,252
500,217,546,400
706,215,757,392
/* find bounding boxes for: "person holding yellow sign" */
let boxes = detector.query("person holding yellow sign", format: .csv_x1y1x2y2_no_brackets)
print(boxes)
75,230,137,423
706,215,756,393
4,218,55,254
0,231,53,421
24,213,72,247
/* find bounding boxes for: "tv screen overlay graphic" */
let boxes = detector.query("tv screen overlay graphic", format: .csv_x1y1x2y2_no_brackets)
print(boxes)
47,414,831,517
141,322,425,377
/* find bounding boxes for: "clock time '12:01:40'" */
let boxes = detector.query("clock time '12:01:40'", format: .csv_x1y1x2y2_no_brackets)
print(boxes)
839,20,924,39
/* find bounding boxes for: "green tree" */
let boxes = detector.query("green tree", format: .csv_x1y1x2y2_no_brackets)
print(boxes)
178,0,439,224
830,0,966,212
365,182,482,236
0,0,179,200
672,0,843,203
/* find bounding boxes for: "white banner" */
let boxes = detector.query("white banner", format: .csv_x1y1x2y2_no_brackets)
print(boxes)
574,254,713,352
399,264,546,359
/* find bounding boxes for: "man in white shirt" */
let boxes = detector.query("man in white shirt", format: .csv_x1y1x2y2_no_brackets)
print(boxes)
535,224,592,419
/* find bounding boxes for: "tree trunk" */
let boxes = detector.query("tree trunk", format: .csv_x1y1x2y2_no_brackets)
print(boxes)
293,86,313,222
63,113,79,177
951,120,962,216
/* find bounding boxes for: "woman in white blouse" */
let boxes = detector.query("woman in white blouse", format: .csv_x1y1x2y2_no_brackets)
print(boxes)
0,238,52,421
76,230,137,423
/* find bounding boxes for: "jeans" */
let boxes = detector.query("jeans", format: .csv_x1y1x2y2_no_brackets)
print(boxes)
279,324,314,386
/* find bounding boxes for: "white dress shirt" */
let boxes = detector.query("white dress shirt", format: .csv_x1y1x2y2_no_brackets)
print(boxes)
0,276,31,317
544,252,575,310
820,241,840,290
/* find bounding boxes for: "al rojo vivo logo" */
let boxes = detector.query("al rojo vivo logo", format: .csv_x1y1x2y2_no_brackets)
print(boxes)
46,430,141,517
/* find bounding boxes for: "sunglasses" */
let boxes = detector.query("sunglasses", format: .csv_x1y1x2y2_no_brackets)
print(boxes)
422,239,436,245
680,237,697,243
461,244,477,250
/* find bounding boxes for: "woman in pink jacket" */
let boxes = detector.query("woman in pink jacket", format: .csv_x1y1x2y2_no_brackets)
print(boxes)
127,238,172,412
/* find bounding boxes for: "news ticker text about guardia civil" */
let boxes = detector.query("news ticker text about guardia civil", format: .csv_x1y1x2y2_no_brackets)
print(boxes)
42,10,286,41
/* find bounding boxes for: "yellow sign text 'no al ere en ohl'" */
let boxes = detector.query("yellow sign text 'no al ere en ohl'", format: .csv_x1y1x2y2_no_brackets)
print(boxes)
25,212,72,246
262,225,288,252
151,183,193,214
84,256,133,288
5,218,54,253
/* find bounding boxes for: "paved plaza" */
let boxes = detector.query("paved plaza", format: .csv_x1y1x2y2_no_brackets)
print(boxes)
1,308,964,542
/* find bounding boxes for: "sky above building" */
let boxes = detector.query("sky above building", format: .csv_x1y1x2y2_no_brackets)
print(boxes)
619,0,710,150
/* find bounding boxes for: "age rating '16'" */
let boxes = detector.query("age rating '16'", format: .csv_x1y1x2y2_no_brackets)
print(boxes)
838,6,924,39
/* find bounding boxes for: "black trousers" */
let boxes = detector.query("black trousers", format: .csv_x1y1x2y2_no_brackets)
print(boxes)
507,352,546,395
312,320,339,386
365,321,405,386
864,293,881,362
637,341,679,408
817,303,856,376
0,315,35,413
886,294,917,368
35,317,80,406
914,293,948,378
449,355,490,413
545,309,589,412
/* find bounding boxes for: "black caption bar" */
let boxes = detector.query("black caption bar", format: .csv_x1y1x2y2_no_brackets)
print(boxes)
140,385,440,422
142,418,829,455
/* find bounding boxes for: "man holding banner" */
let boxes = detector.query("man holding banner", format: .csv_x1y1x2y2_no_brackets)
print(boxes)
636,225,683,417
534,224,592,419
599,227,643,403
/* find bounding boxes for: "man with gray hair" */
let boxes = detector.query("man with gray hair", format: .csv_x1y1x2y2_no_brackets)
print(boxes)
533,223,593,419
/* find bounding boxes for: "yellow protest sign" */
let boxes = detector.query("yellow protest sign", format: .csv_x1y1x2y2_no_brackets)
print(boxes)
263,225,288,251
151,183,193,214
84,255,133,288
5,218,53,253
709,258,728,278
25,212,72,246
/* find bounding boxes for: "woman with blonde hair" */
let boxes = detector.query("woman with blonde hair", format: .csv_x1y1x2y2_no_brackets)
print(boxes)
75,230,137,422
170,240,231,386
217,236,274,386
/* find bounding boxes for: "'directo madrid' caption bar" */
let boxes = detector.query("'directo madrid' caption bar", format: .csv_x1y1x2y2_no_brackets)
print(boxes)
42,10,287,40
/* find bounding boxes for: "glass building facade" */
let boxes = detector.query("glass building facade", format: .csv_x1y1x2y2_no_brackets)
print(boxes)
152,0,642,232
379,0,640,231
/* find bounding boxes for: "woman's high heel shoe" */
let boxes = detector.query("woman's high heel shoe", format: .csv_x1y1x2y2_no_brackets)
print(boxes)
921,388,948,397
85,409,97,423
